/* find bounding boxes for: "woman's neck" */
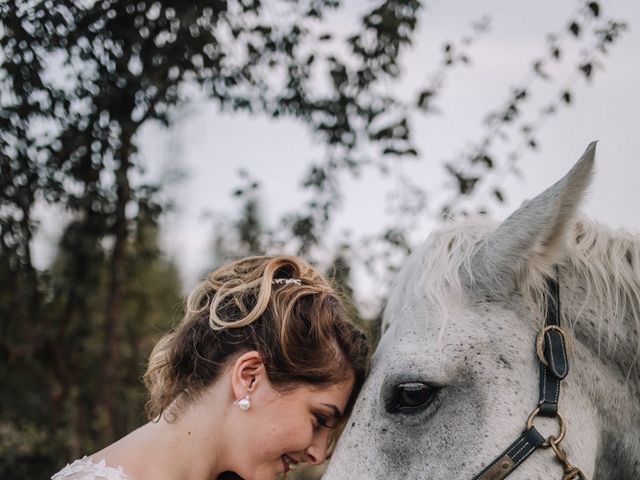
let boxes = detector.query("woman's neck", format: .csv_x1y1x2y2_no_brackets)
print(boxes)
93,390,230,480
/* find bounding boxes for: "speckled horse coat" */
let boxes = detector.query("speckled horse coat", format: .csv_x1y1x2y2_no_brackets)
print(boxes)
325,143,640,479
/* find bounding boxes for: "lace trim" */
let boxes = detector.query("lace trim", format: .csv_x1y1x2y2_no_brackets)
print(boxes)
52,456,133,480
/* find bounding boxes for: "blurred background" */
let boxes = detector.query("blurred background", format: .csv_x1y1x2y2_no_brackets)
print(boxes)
1,0,638,477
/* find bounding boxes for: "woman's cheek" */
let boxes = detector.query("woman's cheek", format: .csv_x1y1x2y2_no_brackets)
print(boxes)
286,423,313,451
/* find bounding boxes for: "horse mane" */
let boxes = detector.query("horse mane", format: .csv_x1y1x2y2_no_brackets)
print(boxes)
559,218,640,333
390,216,640,359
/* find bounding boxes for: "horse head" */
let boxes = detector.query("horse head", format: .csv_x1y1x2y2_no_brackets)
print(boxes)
326,143,640,479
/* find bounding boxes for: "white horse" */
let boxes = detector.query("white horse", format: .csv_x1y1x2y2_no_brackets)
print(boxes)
325,143,640,479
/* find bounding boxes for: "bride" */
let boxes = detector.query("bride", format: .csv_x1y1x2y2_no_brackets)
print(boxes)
52,255,369,480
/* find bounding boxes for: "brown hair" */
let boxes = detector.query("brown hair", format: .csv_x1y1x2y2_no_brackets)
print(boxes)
144,255,369,422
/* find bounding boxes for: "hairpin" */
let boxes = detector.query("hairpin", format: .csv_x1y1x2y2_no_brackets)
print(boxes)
272,278,302,286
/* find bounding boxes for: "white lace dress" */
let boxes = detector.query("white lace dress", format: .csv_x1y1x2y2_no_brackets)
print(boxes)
51,456,132,480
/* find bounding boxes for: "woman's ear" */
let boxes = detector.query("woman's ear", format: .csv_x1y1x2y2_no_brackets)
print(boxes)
231,350,265,399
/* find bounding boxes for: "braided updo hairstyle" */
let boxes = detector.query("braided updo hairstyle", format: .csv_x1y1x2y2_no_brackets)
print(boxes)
143,255,369,422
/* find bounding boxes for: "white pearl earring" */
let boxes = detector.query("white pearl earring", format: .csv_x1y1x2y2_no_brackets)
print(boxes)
234,394,251,410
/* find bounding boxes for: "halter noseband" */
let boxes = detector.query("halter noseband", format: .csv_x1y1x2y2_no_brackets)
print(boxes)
472,269,587,480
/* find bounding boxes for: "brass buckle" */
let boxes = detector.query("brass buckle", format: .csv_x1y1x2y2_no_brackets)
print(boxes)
535,325,572,367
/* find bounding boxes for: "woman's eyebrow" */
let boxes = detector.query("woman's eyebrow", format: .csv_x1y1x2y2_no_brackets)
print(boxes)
321,403,343,419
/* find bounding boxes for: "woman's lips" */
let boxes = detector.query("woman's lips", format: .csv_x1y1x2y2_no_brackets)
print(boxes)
281,454,299,473
281,455,290,473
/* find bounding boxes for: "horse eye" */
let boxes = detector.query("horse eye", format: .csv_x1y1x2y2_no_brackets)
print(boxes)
387,382,438,414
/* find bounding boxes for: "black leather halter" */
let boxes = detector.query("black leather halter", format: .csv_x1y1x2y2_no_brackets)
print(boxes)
472,271,585,480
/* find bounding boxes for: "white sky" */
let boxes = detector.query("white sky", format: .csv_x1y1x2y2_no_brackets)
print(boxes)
34,0,640,310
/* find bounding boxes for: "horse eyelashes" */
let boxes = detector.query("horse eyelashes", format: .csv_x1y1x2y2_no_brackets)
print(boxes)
386,382,441,414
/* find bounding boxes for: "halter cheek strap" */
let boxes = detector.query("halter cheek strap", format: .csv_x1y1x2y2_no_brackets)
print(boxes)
537,276,570,417
474,427,546,480
471,270,585,480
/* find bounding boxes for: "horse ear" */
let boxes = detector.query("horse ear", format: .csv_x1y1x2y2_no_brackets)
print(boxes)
471,142,596,294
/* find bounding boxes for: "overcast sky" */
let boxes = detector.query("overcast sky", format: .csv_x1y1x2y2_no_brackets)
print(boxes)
34,0,640,307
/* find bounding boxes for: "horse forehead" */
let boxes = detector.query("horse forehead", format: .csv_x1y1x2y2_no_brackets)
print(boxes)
387,289,430,333
373,321,447,381
380,284,521,362
384,275,479,336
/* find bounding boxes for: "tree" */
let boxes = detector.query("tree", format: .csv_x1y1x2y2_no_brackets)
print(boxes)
0,197,182,477
203,0,626,307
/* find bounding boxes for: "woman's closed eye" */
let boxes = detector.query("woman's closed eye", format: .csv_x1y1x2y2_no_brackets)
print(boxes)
313,413,329,430
312,403,342,430
312,412,336,430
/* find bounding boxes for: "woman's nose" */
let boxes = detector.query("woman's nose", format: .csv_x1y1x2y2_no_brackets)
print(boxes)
304,431,330,465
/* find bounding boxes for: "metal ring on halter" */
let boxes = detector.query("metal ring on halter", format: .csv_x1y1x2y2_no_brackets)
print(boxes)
535,324,572,368
526,406,566,448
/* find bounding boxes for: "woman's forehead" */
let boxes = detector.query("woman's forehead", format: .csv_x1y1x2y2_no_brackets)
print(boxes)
296,377,354,408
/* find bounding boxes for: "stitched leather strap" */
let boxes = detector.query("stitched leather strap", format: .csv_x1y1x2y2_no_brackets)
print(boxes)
471,270,569,479
538,274,568,417
473,427,546,480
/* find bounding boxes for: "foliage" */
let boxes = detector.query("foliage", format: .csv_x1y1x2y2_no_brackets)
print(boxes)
0,208,182,477
212,0,626,301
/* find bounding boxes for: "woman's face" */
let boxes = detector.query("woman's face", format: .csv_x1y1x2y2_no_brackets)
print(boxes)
230,370,354,480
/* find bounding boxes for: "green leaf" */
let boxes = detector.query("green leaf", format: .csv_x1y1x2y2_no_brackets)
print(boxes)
569,22,580,37
382,147,418,156
579,62,593,79
472,154,493,169
416,89,433,109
